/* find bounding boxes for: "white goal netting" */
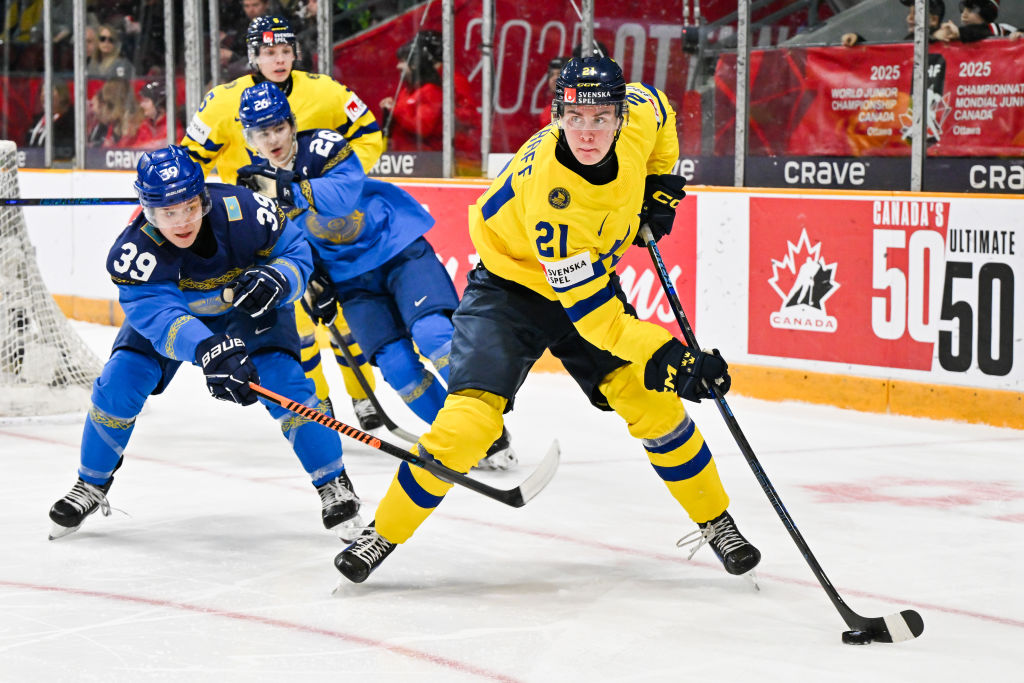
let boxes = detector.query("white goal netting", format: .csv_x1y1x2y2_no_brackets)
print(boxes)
0,141,102,417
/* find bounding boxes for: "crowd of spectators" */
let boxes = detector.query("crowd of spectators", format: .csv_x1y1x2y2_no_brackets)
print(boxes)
6,0,328,154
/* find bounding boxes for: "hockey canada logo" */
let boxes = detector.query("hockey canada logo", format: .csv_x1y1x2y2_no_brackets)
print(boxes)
767,228,840,332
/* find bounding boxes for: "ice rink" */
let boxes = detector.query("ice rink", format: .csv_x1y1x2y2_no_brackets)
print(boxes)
1,321,1021,682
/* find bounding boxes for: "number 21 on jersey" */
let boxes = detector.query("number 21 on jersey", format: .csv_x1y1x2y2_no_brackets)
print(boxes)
535,221,569,258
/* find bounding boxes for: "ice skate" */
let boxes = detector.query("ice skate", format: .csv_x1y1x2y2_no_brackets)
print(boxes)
48,477,114,540
476,427,518,471
677,510,761,576
334,523,397,583
317,469,363,541
352,397,383,431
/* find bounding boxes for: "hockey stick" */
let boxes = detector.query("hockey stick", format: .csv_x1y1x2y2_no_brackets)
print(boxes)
640,226,924,644
1,197,137,206
310,301,421,444
249,382,560,507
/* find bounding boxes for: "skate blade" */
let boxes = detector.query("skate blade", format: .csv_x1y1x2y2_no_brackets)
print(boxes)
333,514,366,543
48,521,81,540
743,569,761,592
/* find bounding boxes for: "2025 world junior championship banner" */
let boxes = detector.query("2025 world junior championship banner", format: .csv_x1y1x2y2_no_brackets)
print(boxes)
748,195,1020,387
402,182,698,335
715,41,1024,157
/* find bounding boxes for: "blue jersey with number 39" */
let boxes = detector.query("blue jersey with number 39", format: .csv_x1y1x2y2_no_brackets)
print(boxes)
106,183,312,362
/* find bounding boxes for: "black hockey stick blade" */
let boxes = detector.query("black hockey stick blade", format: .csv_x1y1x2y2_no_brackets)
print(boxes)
1,197,138,206
849,608,925,643
249,382,560,507
640,225,924,644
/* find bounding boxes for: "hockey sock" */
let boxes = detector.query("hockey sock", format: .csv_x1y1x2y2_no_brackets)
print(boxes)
375,390,506,543
79,349,161,484
253,351,345,484
375,339,446,423
410,313,454,384
601,363,729,522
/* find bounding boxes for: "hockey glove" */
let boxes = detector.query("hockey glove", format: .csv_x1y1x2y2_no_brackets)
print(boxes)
303,266,339,326
229,264,291,318
195,334,260,406
633,173,687,247
643,339,731,403
236,163,296,210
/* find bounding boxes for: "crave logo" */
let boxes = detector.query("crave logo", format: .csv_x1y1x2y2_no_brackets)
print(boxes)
767,228,840,332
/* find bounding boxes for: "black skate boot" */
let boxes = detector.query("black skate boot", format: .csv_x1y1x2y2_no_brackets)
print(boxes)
334,523,397,583
352,397,384,431
678,510,761,576
48,478,114,540
317,469,363,541
476,427,518,471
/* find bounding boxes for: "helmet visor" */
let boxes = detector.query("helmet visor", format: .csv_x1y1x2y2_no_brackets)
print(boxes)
555,104,624,131
143,192,212,230
243,119,295,152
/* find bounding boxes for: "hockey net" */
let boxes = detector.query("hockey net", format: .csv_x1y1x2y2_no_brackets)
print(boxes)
0,140,102,417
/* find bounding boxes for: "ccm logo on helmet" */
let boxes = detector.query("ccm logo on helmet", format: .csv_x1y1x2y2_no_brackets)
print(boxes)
157,167,179,181
653,190,680,208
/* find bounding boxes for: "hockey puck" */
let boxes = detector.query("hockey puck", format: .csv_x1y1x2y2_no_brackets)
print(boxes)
841,630,873,645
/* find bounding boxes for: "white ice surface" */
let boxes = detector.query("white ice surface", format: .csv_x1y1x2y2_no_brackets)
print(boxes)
1,322,1022,682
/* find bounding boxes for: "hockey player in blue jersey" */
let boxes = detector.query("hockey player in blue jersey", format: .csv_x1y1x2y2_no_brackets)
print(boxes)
234,81,516,469
48,145,363,541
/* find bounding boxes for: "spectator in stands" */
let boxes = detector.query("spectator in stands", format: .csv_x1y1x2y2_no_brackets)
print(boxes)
91,79,155,148
138,80,184,147
413,29,481,160
87,24,135,80
380,36,443,151
24,79,75,158
841,0,944,46
225,0,276,62
538,57,567,129
292,0,319,71
933,0,1017,42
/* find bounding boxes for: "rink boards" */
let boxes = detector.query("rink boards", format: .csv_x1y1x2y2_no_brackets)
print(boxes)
16,169,1023,429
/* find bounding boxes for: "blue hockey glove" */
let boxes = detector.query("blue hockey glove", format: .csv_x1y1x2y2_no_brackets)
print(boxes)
633,174,687,247
303,266,338,326
644,339,731,403
229,265,290,318
195,335,260,406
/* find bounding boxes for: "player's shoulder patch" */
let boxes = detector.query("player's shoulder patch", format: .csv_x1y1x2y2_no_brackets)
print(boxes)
344,93,368,122
625,83,664,128
186,114,212,144
223,195,243,221
542,251,594,290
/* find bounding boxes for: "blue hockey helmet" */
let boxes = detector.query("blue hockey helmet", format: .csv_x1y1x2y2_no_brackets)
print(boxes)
133,145,211,227
246,15,297,69
239,81,294,131
239,82,297,153
552,56,628,130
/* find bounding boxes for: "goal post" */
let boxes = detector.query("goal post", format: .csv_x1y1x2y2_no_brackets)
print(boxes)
0,141,103,417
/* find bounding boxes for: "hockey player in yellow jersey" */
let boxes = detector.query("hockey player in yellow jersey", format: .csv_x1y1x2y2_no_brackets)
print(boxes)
181,15,385,431
336,56,762,583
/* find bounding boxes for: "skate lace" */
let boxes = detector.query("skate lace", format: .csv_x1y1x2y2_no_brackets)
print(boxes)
318,479,359,508
351,531,393,563
676,516,745,560
66,481,112,518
